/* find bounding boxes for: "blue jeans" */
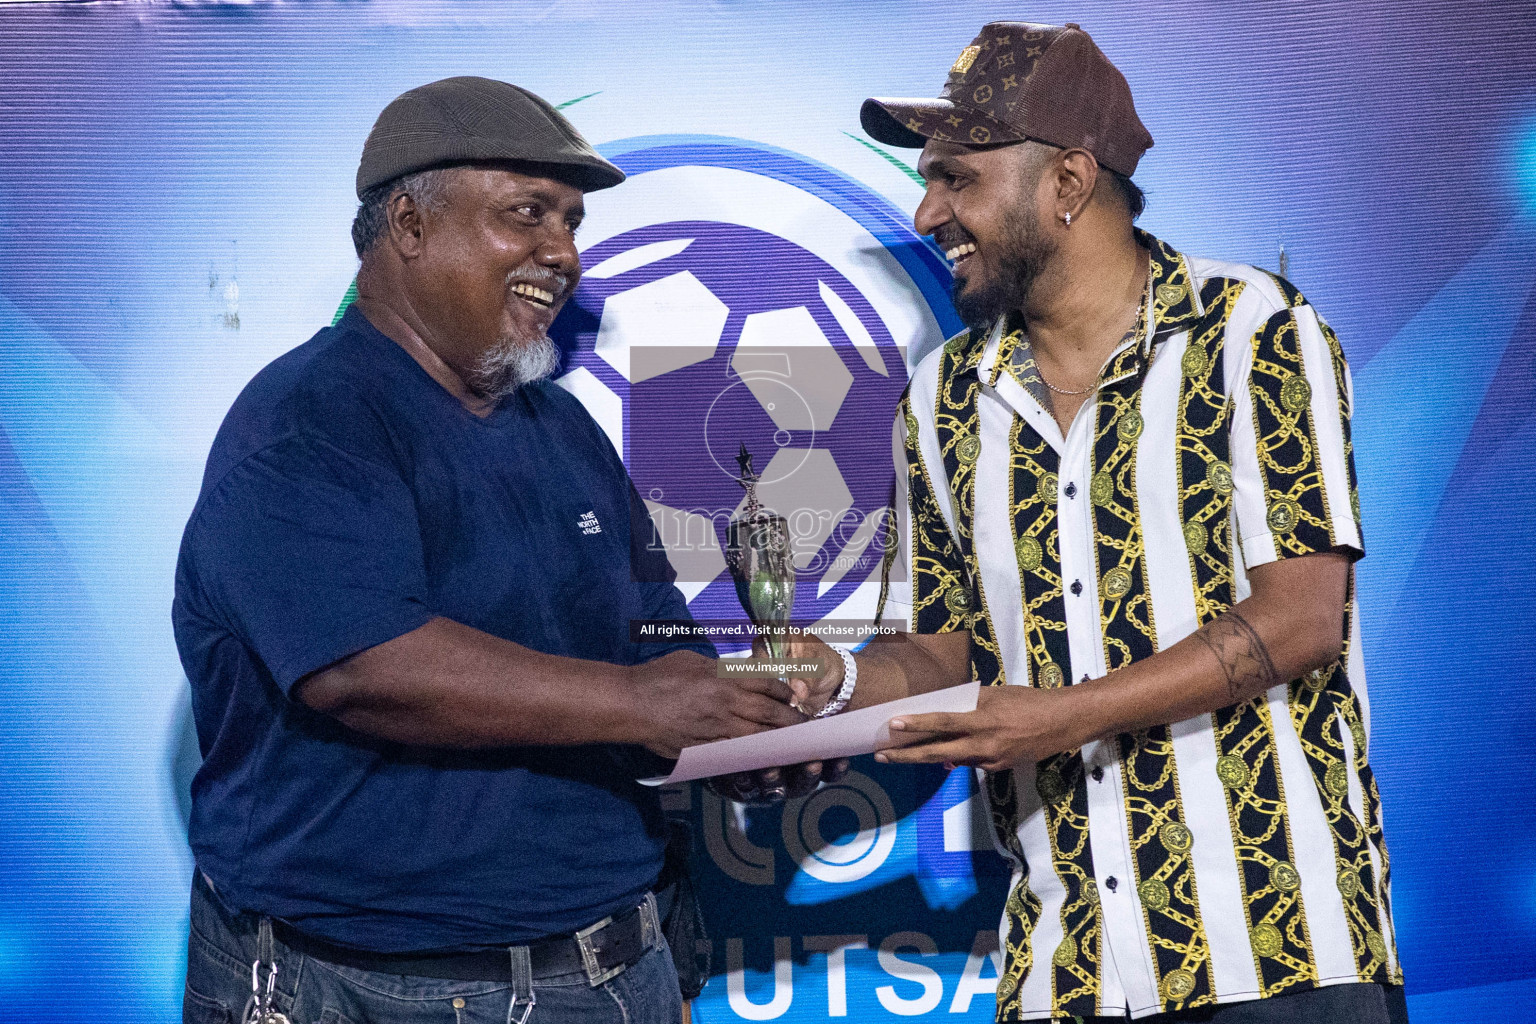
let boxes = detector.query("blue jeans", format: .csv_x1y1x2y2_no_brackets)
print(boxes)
185,873,684,1024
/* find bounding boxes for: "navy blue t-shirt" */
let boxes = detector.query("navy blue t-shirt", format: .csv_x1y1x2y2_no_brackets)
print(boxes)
173,306,708,952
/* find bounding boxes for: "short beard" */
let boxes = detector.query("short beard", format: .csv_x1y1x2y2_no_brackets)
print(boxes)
467,328,561,403
465,260,568,402
951,202,1057,332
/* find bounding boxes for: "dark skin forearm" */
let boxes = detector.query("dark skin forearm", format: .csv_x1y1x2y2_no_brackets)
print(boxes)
297,617,634,746
835,628,972,709
876,551,1349,770
769,623,970,715
295,616,802,756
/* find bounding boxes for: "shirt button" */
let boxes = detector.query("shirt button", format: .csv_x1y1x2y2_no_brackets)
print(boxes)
1105,876,1118,891
1070,580,1083,595
1092,766,1104,782
1065,482,1077,498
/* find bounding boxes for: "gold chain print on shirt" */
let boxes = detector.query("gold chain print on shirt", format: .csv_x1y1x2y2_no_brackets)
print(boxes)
1247,312,1335,555
928,335,1050,1017
1178,286,1320,997
1248,302,1395,986
1005,411,1105,1017
1316,317,1401,982
898,389,969,636
1094,265,1214,1012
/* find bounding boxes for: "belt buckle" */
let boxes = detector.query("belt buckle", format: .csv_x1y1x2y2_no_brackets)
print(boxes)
574,912,625,986
574,894,660,987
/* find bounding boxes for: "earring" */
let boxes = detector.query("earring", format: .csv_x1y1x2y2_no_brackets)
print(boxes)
1063,212,1072,227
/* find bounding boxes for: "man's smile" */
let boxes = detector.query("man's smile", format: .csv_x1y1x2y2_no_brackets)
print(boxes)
511,281,557,308
937,225,980,275
945,240,978,266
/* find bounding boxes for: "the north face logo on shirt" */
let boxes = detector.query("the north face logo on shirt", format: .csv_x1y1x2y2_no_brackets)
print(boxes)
577,511,602,535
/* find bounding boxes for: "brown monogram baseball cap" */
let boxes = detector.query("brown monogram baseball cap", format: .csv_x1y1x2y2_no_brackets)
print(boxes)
861,21,1153,176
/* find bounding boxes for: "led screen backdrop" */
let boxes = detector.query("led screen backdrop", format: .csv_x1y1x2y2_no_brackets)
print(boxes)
1,2,1534,1021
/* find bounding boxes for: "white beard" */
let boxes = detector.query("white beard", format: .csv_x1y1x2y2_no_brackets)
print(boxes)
467,329,561,402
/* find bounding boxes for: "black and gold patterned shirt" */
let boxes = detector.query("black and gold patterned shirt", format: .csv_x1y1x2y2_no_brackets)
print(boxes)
879,232,1400,1020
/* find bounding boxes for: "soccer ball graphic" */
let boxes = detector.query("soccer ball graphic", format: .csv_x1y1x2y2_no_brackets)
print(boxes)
550,218,910,633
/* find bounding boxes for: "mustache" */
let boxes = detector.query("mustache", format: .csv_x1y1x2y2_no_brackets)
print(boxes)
933,226,976,253
506,261,571,300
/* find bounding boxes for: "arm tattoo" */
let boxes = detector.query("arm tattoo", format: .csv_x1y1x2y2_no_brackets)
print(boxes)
1194,610,1279,700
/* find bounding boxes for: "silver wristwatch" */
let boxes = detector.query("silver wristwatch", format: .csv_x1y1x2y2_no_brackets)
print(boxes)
814,646,858,718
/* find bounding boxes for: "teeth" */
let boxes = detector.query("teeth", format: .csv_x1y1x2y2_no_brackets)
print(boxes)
945,242,978,261
512,283,555,305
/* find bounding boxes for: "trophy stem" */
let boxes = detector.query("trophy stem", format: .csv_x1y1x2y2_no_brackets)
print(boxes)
727,445,796,678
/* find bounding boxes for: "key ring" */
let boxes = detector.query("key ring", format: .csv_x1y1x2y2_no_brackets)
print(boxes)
242,957,286,1024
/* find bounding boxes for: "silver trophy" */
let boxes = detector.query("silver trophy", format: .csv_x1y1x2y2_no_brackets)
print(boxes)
725,445,796,664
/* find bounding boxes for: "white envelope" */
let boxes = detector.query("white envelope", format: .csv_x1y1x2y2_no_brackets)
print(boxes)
639,681,980,785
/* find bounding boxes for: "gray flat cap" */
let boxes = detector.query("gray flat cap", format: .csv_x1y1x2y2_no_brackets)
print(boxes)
356,76,625,197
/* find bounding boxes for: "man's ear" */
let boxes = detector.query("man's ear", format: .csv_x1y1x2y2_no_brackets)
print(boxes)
1055,148,1100,223
385,191,427,259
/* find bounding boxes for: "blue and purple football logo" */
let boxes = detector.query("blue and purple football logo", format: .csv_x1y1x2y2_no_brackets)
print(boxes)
549,137,957,636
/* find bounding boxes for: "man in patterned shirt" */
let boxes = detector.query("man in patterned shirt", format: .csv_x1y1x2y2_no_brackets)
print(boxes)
783,20,1407,1024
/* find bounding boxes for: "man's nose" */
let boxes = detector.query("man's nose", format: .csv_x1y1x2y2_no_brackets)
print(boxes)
536,229,581,279
913,186,948,239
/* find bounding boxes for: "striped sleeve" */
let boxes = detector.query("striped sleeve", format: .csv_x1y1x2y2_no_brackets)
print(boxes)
877,394,971,634
1229,303,1364,570
876,406,913,631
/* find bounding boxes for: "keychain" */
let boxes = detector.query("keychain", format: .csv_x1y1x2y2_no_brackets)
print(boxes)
242,957,291,1024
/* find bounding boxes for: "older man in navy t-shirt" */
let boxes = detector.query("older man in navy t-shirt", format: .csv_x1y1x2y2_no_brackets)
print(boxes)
173,78,807,1024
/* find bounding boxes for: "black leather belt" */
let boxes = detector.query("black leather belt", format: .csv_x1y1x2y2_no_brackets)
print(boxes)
267,895,661,983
